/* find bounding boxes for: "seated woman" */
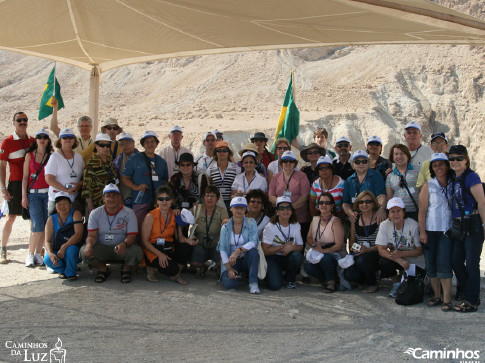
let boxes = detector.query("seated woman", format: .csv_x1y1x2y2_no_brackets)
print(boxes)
343,191,381,293
262,196,303,290
141,185,197,284
246,189,271,240
217,197,260,294
304,192,346,293
376,197,425,298
43,192,84,280
190,186,228,278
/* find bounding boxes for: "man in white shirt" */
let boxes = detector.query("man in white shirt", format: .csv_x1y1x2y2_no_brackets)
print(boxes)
194,131,217,174
158,125,192,178
403,121,433,170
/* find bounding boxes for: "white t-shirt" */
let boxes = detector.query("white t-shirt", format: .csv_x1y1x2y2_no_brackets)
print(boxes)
220,234,256,264
231,172,268,194
263,222,303,255
44,151,85,202
409,144,433,170
87,205,138,246
375,218,425,269
158,144,192,179
267,160,299,175
194,152,215,174
253,214,270,241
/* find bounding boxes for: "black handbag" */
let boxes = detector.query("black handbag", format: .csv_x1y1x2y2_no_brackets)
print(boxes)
395,273,425,306
52,220,86,251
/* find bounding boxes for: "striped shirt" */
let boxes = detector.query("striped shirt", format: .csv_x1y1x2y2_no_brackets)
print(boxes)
310,176,345,212
385,165,419,212
354,214,379,247
206,162,241,201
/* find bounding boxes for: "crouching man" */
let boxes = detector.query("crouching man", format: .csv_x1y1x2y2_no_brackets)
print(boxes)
81,184,143,283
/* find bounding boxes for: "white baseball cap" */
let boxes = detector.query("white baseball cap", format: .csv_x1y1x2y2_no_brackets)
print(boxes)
230,197,248,208
405,121,421,131
170,125,183,133
103,183,120,194
118,132,134,141
276,195,292,206
141,130,158,141
59,128,76,138
241,151,257,160
94,133,112,143
203,131,217,141
387,197,405,210
335,136,351,144
316,156,333,167
35,128,50,137
367,135,382,144
430,153,448,163
281,150,297,161
352,150,369,160
213,129,223,135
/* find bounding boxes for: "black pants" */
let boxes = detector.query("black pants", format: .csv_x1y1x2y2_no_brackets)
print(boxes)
379,257,425,278
343,251,380,286
146,242,193,276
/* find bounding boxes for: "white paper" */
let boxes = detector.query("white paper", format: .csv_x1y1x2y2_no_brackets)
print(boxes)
405,264,416,277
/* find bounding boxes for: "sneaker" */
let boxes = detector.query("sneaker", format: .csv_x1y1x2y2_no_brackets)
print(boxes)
0,248,7,264
389,282,401,298
25,254,35,267
249,282,260,294
46,266,55,274
33,253,44,266
287,281,296,289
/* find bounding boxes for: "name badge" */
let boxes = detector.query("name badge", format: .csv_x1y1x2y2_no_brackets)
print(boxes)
219,188,226,194
152,175,159,181
351,197,357,203
156,238,165,246
283,191,292,198
173,166,179,172
70,171,77,178
30,173,36,179
408,187,416,194
105,234,114,241
182,202,190,208
114,178,120,185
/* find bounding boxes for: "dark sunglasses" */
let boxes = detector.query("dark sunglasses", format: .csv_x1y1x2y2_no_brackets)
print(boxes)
249,200,262,204
96,143,111,148
277,147,289,151
318,166,331,171
35,135,49,140
179,163,193,167
306,150,321,155
367,142,381,146
358,199,373,205
277,205,292,211
318,200,333,205
336,143,349,148
61,136,75,140
157,196,172,201
448,156,465,162
354,159,368,165
281,159,295,164
16,118,28,123
215,148,229,153
105,126,119,131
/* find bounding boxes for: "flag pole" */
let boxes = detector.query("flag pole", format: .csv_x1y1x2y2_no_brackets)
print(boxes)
291,69,295,104
53,62,56,99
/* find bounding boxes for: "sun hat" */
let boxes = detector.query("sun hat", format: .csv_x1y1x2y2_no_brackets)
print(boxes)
448,145,467,155
203,131,217,141
59,128,75,138
387,197,405,210
316,156,333,167
140,130,159,144
176,152,195,165
306,249,324,264
250,132,268,142
175,208,195,226
430,153,448,163
94,133,112,143
118,132,133,141
241,151,257,161
103,183,120,194
351,150,369,160
100,118,123,134
300,143,326,162
405,121,421,131
54,191,71,203
170,125,183,133
276,195,292,206
238,144,262,161
335,136,351,144
367,135,382,144
281,150,297,161
230,196,248,208
35,128,50,137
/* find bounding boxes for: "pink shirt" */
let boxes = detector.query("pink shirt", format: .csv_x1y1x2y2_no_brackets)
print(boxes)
28,151,49,190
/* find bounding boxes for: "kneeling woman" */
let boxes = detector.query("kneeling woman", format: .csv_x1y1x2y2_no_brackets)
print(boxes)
304,192,346,293
217,197,261,294
44,192,84,280
141,185,196,284
262,196,303,290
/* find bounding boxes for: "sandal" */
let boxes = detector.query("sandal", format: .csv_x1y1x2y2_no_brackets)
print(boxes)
146,267,160,282
66,275,78,281
58,273,67,279
363,285,379,293
120,270,132,284
441,302,453,312
428,297,443,307
170,275,188,285
95,268,111,283
323,283,336,293
454,301,478,313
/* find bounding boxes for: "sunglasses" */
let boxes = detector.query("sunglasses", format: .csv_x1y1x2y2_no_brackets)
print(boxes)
205,138,216,142
318,200,333,205
157,196,172,202
277,147,289,151
16,118,28,123
358,199,373,205
277,205,292,211
281,159,295,164
306,150,321,155
448,156,465,162
36,135,49,140
367,142,381,146
96,143,111,148
354,159,368,165
215,149,229,153
105,126,119,131
336,143,349,148
318,166,331,171
61,136,75,140
249,200,262,204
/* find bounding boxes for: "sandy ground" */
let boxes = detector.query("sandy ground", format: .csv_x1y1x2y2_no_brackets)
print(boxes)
0,218,484,362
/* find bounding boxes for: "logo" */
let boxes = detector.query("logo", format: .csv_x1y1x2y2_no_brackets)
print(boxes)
4,337,67,362
50,338,66,363
404,347,480,361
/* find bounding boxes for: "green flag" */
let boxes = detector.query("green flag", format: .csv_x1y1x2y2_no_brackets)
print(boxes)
39,65,64,120
271,73,300,153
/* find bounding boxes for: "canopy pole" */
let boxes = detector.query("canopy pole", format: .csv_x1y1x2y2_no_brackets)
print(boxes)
89,65,100,137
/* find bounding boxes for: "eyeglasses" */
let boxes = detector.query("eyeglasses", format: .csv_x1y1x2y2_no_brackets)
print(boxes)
306,150,321,155
96,143,111,148
61,136,75,140
105,126,119,131
277,146,289,151
281,159,295,164
277,205,292,211
358,199,373,205
16,118,28,123
179,163,193,167
354,159,368,165
318,200,333,205
204,194,217,199
205,138,216,142
215,149,229,153
249,200,262,204
448,156,465,162
367,142,381,147
35,135,49,140
317,166,331,171
157,196,172,201
336,143,349,148
431,139,446,145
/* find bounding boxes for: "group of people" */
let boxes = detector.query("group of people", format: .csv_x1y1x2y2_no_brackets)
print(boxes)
1,106,483,313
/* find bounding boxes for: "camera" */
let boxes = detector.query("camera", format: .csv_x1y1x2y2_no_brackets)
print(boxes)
351,243,362,252
387,243,395,252
203,236,214,249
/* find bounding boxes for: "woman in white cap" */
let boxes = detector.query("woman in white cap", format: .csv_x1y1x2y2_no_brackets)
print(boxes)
376,197,425,298
82,133,118,216
262,196,303,290
231,151,267,197
267,137,299,184
304,193,346,293
217,196,260,294
309,156,345,217
269,150,310,242
386,144,420,221
418,153,453,311
21,128,53,267
43,192,84,281
366,135,391,179
237,143,267,177
44,128,85,215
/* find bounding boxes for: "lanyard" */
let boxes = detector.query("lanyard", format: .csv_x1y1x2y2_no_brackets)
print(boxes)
218,165,228,185
78,137,92,150
183,178,192,201
315,216,332,241
256,212,265,226
354,172,368,195
18,137,29,151
283,171,295,191
320,175,334,192
105,206,121,231
33,150,47,173
243,172,256,192
159,210,171,237
232,219,245,248
205,157,214,169
410,145,421,161
110,141,118,159
57,213,67,227
361,212,375,237
205,208,215,236
60,149,75,172
393,220,405,249
276,222,291,243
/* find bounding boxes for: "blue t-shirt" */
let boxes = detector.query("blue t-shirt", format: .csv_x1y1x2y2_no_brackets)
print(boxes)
122,152,168,205
450,169,482,218
343,168,385,204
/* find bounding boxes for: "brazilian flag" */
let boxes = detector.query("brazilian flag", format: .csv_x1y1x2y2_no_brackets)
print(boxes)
271,73,300,154
39,65,64,120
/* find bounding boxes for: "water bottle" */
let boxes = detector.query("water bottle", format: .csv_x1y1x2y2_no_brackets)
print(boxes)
134,190,145,204
463,210,471,236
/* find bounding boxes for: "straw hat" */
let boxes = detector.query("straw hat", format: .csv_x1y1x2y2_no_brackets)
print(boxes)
238,143,262,161
100,117,123,134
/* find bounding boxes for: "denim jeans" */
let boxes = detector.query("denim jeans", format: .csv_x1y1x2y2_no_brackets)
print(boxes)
266,251,303,290
343,251,380,286
304,253,338,282
44,245,80,278
221,248,259,289
452,215,484,305
28,192,49,232
423,231,453,279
